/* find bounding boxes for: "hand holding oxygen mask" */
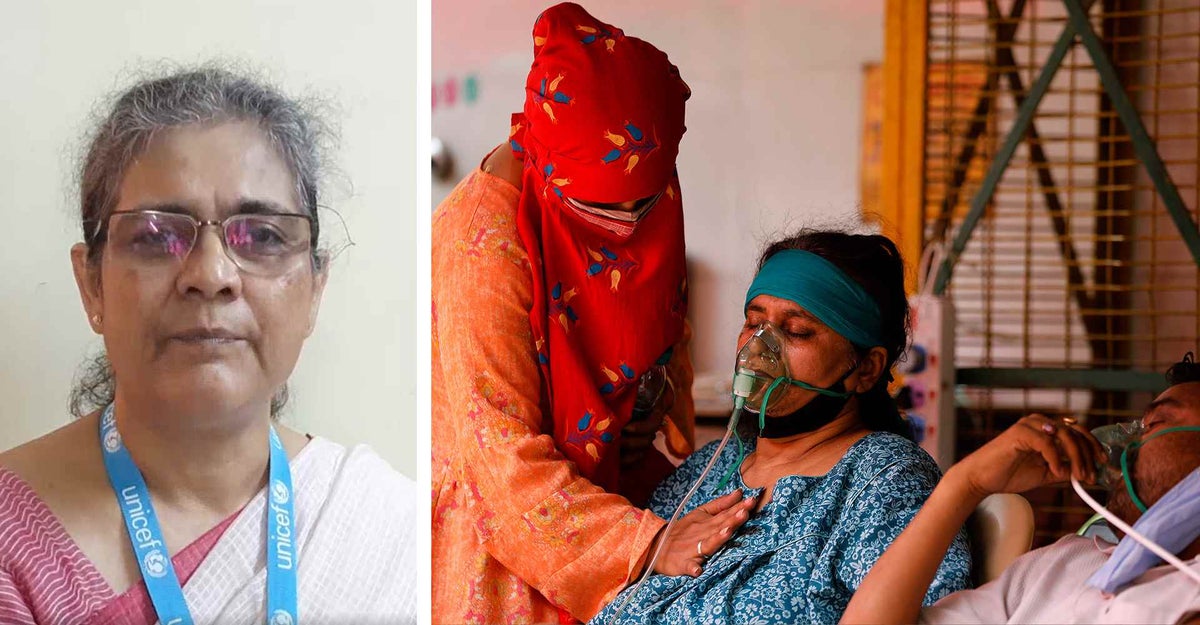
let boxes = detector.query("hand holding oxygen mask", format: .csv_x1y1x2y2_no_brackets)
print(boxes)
946,414,1104,498
621,364,672,469
942,413,1200,591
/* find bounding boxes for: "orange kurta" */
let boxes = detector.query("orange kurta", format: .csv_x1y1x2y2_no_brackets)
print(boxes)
432,169,694,624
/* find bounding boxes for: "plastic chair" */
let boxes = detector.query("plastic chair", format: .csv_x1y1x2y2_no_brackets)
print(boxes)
967,493,1035,584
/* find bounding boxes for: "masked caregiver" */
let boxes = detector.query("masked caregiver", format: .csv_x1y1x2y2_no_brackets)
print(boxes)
430,3,764,623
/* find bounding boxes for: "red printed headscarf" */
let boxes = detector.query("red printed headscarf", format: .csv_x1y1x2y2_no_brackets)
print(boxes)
511,2,690,498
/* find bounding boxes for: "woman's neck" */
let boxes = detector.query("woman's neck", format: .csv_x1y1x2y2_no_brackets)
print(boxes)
750,409,868,472
110,392,272,516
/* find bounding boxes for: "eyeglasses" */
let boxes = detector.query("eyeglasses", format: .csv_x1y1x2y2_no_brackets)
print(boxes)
103,210,314,276
564,190,663,223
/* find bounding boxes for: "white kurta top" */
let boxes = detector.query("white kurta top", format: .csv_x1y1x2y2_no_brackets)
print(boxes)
921,534,1200,624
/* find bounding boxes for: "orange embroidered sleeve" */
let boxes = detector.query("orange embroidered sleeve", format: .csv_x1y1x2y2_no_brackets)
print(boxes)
432,171,667,620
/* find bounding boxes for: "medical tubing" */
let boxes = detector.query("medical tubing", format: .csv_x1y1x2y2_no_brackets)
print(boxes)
916,242,945,298
1070,477,1200,586
609,399,744,623
1119,448,1148,512
757,376,787,430
1117,426,1200,512
717,368,763,489
715,433,745,492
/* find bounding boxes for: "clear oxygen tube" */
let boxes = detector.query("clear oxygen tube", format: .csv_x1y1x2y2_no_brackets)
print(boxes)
610,324,787,622
1071,478,1200,586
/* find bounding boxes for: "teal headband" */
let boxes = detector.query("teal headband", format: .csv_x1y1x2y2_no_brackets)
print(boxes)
744,249,885,349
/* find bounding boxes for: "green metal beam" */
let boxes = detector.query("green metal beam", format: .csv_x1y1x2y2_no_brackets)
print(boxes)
1062,0,1200,268
933,0,1200,294
956,367,1165,393
928,0,1024,244
932,21,1078,295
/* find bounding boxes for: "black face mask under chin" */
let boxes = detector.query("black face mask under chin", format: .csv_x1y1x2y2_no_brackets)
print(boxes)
756,375,855,439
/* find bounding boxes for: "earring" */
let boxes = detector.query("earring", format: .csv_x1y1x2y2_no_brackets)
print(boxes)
91,313,102,328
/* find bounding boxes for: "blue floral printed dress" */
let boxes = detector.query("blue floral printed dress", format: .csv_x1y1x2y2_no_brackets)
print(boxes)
591,432,972,624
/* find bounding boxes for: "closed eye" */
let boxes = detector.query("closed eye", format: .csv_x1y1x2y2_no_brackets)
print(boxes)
784,323,815,339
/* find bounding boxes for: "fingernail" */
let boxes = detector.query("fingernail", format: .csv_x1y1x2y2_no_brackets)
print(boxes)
1042,423,1056,434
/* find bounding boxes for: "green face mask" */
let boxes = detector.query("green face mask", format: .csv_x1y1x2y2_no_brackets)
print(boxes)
1120,425,1200,512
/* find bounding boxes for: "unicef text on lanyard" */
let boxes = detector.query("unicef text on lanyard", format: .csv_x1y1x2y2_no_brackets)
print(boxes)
99,405,299,625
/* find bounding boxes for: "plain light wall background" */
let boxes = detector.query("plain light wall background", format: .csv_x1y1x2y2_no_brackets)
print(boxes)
432,0,884,406
1,0,418,478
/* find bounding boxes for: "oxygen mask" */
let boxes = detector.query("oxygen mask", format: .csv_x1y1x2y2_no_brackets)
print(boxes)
733,322,790,414
1090,420,1145,490
630,365,668,422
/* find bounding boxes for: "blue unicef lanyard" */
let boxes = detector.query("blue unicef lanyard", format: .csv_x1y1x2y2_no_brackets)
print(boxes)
99,405,299,625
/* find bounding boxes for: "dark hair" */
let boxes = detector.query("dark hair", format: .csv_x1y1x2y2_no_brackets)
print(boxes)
756,229,915,440
69,64,333,419
1166,352,1200,387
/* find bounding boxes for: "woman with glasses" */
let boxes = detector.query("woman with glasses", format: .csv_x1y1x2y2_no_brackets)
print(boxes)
431,4,759,623
0,67,417,624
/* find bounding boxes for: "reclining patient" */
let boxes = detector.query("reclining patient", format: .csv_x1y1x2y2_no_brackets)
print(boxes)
842,354,1200,624
591,230,972,624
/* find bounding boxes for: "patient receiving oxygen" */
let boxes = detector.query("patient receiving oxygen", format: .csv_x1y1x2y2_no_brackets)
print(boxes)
591,230,972,624
841,354,1200,624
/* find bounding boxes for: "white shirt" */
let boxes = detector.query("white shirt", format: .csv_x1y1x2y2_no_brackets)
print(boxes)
920,535,1200,624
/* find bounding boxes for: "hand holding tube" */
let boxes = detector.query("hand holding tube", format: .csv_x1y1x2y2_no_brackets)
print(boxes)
946,414,1105,501
842,415,1104,625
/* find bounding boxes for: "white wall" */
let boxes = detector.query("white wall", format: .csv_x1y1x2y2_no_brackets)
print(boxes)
433,0,884,406
1,0,418,478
